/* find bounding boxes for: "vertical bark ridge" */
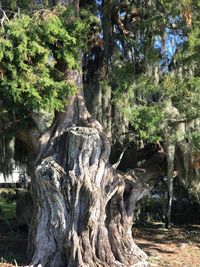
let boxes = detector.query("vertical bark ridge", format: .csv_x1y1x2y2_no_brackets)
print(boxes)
30,157,68,267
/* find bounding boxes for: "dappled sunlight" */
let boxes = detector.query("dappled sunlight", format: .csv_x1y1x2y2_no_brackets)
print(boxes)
134,224,200,267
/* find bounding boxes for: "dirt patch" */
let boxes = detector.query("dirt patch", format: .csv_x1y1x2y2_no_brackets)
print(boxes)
0,219,200,266
0,220,28,267
134,224,200,267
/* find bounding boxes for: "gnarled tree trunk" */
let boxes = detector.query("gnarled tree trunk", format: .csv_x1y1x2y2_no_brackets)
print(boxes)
16,1,150,265
28,124,148,267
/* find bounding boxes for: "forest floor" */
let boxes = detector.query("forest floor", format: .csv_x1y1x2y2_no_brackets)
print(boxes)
0,221,200,266
134,223,200,267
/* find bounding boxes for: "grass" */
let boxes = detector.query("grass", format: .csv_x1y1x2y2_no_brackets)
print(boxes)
0,189,16,219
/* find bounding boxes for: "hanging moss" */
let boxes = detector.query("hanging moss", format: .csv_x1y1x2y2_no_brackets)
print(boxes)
0,134,15,177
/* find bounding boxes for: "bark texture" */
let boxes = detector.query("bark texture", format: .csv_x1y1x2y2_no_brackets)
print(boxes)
29,127,148,267
165,143,175,228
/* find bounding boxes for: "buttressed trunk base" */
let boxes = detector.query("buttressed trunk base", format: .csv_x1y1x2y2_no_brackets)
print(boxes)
29,127,148,267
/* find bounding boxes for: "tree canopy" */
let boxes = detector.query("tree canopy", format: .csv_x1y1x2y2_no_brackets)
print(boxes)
0,0,199,192
0,4,93,128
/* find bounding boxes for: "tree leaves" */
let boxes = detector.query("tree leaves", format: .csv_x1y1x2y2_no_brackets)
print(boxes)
0,5,91,120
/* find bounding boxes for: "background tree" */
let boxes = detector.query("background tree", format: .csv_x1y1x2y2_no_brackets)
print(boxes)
85,0,200,226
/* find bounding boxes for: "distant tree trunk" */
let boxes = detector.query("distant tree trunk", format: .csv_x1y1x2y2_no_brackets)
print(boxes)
175,125,200,202
84,75,129,144
165,143,175,228
83,0,129,144
84,77,112,139
163,99,185,228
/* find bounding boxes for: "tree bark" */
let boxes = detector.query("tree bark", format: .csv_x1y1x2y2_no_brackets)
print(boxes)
28,126,148,267
165,143,175,228
20,1,149,265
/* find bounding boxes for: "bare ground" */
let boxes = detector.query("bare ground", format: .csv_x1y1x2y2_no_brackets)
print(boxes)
0,220,28,266
0,220,200,266
134,223,200,267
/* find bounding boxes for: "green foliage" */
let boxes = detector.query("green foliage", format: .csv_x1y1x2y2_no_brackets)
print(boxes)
173,0,200,81
0,5,93,122
111,62,135,94
0,0,36,11
115,98,166,143
191,131,200,149
113,62,200,142
0,189,16,219
172,77,200,119
112,64,166,142
107,0,188,143
129,106,165,142
109,0,200,144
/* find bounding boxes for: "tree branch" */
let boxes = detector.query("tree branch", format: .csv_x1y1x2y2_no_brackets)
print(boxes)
0,8,9,31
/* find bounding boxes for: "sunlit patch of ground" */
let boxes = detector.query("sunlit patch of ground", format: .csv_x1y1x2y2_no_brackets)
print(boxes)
134,223,200,267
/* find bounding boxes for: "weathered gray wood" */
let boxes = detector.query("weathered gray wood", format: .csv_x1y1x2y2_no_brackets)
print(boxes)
165,143,175,228
29,127,148,267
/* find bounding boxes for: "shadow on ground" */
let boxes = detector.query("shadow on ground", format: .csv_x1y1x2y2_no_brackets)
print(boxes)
133,223,200,267
0,220,28,266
